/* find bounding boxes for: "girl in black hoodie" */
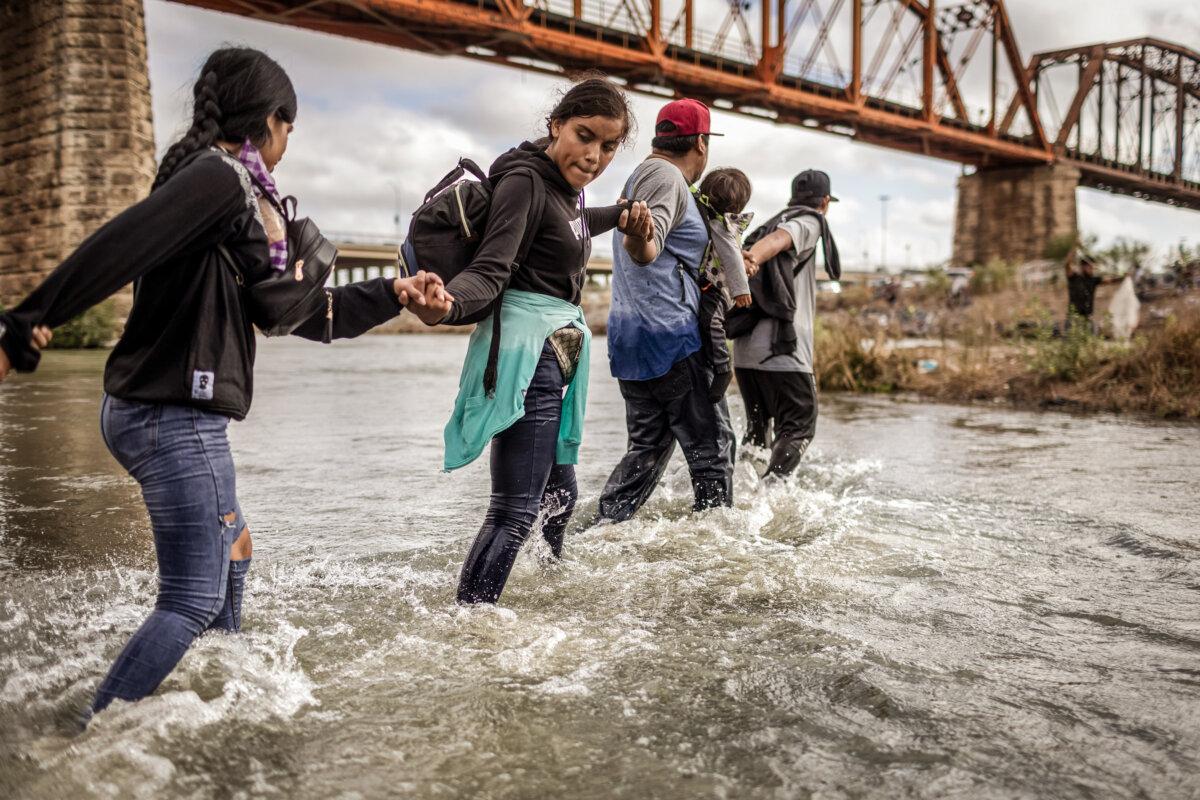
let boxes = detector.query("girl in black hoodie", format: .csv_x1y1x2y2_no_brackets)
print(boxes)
409,78,653,604
0,48,451,717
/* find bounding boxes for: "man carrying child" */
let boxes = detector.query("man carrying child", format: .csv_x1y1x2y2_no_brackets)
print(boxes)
598,98,738,522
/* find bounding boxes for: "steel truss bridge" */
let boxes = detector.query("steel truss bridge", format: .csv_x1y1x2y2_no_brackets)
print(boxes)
176,0,1199,208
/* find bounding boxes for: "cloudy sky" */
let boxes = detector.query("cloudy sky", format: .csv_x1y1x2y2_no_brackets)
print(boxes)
143,0,1199,269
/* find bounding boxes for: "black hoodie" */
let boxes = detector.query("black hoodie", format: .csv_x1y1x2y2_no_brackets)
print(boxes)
443,142,624,324
0,149,404,419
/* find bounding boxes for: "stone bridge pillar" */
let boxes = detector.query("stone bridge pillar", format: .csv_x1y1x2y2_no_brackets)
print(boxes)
0,0,155,305
952,163,1080,267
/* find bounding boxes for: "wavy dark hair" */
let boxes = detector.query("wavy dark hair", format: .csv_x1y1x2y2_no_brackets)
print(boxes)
699,167,752,215
152,47,297,191
544,73,635,144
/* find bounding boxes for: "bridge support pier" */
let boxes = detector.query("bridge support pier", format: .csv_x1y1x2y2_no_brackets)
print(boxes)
952,163,1080,267
0,0,155,305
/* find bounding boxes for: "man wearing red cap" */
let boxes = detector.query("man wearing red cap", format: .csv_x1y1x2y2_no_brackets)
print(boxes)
597,98,735,522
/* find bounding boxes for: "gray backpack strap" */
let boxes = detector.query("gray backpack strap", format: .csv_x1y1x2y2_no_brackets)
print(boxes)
483,168,548,398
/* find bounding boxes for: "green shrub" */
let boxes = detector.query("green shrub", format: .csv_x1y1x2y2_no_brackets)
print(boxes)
47,299,120,349
969,259,1018,295
1044,233,1077,260
1027,312,1108,381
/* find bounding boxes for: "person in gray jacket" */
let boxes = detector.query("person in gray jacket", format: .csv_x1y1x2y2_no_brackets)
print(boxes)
729,169,840,478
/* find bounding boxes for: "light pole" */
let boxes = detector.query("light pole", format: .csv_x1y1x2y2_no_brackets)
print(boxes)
387,181,402,243
879,194,891,271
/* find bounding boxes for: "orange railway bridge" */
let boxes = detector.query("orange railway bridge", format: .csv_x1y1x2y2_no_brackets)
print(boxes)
0,0,1196,300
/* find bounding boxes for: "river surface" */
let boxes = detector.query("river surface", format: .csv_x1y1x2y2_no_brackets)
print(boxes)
1,335,1198,799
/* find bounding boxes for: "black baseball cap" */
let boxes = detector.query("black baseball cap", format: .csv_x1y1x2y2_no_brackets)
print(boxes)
790,169,839,202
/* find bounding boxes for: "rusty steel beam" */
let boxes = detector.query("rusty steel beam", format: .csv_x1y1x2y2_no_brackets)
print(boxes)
160,0,1200,205
1054,46,1105,149
850,0,862,103
922,0,935,120
993,0,1045,145
1175,58,1186,180
163,0,1198,196
1034,36,1199,66
935,38,970,122
172,0,1055,165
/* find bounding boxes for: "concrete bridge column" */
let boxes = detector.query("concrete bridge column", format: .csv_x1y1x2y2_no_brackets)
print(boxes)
0,0,155,305
952,163,1080,267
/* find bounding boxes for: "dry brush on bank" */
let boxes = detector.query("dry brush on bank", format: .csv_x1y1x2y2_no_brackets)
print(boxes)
813,295,1200,420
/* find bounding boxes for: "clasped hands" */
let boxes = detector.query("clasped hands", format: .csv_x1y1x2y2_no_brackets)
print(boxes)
394,270,455,325
0,325,53,383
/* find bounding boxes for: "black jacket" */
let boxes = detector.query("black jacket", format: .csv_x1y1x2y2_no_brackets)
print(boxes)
726,205,840,356
0,148,404,419
443,142,624,324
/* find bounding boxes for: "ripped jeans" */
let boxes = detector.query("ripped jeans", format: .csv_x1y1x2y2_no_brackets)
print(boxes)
93,394,251,714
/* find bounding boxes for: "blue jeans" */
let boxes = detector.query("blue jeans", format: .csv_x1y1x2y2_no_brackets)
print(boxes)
457,344,579,604
94,394,251,713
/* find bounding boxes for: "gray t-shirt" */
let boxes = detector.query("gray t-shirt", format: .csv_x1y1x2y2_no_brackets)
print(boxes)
732,215,822,373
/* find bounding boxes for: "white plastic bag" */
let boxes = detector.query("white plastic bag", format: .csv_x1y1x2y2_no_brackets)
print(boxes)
1109,275,1140,341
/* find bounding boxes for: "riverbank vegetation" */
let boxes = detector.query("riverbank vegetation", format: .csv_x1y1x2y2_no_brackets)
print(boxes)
812,280,1200,420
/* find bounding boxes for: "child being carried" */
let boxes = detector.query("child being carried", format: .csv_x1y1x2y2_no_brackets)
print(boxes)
694,167,755,402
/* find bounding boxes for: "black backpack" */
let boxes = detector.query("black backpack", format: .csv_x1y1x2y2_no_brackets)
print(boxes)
401,158,546,395
725,207,814,340
198,151,339,341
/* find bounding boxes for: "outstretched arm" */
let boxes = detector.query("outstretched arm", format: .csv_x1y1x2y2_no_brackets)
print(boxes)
620,162,689,265
0,156,243,372
290,271,453,342
430,173,536,326
748,229,794,267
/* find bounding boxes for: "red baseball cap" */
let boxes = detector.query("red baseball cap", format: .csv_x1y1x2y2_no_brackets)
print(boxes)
655,98,724,137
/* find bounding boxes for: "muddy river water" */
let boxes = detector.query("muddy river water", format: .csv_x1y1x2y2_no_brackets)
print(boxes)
1,335,1198,799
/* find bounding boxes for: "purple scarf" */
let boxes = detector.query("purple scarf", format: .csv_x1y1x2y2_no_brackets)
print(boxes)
237,140,289,273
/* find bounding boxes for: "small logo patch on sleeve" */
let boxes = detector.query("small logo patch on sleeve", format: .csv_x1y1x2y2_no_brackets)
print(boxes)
192,370,215,400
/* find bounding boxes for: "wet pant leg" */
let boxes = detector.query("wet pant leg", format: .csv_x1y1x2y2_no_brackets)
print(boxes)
598,352,732,520
596,378,677,523
763,371,818,477
93,396,241,714
457,345,567,604
208,501,251,634
667,355,733,509
538,464,578,559
735,368,771,448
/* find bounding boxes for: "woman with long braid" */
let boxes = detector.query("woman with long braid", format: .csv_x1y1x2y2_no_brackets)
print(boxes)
0,48,452,717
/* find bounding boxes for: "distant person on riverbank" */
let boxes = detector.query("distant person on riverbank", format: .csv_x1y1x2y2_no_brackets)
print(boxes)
0,48,451,719
406,78,649,604
727,169,841,478
1064,250,1111,332
694,167,757,403
595,98,736,523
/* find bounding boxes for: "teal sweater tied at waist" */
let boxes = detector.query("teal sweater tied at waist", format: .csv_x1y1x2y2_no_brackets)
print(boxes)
443,289,591,471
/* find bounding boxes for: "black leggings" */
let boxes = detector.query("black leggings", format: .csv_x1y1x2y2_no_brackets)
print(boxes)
457,344,578,604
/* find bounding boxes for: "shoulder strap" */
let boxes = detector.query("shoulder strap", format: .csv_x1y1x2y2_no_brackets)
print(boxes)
425,157,489,204
483,167,548,398
509,167,548,268
214,243,244,286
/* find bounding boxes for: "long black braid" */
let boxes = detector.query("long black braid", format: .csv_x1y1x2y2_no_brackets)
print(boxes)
152,48,297,192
